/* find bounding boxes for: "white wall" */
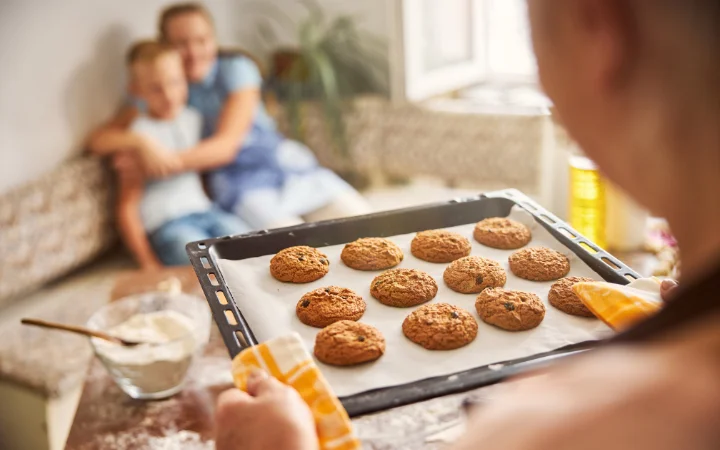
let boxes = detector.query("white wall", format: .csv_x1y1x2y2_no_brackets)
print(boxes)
0,0,389,194
0,0,240,193
230,0,388,62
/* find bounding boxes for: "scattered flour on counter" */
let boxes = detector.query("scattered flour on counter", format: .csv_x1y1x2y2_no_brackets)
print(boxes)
146,430,214,450
82,428,213,450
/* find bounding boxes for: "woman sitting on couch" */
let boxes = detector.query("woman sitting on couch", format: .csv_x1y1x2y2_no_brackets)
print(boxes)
88,2,369,233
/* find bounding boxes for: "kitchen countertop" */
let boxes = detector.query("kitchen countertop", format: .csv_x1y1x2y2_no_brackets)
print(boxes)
63,266,500,450
64,251,658,449
65,324,505,450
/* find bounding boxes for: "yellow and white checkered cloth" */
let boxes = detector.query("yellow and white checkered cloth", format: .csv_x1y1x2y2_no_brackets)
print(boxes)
572,278,663,331
231,333,360,450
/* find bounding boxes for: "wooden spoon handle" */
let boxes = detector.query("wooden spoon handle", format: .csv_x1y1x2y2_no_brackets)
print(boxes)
21,318,123,344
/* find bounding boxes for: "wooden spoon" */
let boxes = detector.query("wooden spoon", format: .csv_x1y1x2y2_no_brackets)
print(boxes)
21,318,144,346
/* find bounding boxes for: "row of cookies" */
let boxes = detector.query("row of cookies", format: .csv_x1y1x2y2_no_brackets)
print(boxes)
316,276,596,365
269,217,535,283
270,240,570,286
409,273,596,350
273,242,578,307
293,272,595,366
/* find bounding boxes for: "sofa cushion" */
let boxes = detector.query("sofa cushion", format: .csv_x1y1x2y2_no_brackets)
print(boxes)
274,96,551,195
0,156,117,307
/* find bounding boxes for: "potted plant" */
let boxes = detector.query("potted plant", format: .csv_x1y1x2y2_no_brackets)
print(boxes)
249,0,389,185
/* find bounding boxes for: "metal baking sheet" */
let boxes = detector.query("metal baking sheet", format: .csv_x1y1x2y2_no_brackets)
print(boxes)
187,189,639,416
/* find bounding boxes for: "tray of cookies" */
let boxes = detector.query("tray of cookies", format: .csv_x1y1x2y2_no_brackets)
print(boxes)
187,189,639,416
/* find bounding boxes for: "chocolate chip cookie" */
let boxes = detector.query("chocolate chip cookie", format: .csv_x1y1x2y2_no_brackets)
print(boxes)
443,256,507,294
508,247,570,281
475,288,546,331
270,246,330,283
296,286,366,328
548,276,597,317
314,321,386,366
341,238,404,271
473,217,532,249
410,230,472,263
370,268,438,307
402,303,478,350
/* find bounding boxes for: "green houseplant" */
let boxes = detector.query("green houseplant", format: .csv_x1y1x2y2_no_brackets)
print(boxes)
251,0,389,160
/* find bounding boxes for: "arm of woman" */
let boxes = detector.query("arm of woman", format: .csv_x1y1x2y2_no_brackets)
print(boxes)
86,105,142,155
178,87,260,171
87,105,181,178
176,56,266,172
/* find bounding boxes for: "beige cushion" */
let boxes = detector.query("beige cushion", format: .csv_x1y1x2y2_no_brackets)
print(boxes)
275,96,548,194
0,157,117,307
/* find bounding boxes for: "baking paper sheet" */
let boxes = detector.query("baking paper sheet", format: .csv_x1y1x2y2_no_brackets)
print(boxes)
218,207,612,397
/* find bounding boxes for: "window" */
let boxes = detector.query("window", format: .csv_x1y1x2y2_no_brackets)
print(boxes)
486,0,536,81
399,0,537,102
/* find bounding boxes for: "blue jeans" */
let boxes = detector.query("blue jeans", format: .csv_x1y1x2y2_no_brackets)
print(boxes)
149,209,250,266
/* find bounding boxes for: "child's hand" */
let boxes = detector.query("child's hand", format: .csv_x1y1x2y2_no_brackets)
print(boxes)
137,136,182,178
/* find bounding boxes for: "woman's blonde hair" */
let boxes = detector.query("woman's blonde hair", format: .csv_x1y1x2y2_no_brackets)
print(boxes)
157,2,265,76
158,2,214,43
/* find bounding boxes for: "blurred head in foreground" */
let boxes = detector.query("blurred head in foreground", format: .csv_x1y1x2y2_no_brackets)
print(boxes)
528,0,720,278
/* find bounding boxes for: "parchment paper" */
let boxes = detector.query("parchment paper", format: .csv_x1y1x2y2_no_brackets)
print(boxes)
218,207,612,397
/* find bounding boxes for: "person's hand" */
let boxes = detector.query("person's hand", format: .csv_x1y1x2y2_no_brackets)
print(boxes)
215,370,318,450
452,344,720,450
112,152,144,183
135,136,182,179
660,279,678,301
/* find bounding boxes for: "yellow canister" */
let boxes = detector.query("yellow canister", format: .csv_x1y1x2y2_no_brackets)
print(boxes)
569,155,606,248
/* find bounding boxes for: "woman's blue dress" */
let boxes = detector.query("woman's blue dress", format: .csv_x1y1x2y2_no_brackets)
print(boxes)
187,55,354,228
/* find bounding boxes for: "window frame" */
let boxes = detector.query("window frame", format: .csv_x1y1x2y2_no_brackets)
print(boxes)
399,0,537,102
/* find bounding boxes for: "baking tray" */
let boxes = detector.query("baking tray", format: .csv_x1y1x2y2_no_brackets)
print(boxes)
187,189,639,416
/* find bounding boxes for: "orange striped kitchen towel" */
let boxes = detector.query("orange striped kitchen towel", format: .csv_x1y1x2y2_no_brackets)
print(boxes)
231,333,360,450
573,278,664,331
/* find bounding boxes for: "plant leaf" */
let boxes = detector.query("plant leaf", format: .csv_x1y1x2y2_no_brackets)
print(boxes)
307,50,349,158
267,6,391,159
286,60,306,141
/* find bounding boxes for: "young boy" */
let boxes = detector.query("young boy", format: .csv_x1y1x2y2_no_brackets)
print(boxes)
111,41,249,268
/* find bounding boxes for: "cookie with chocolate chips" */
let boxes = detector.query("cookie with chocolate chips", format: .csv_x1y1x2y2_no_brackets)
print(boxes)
314,321,385,366
270,246,330,283
370,268,438,307
443,256,507,294
410,230,472,263
341,237,404,271
296,286,366,328
473,217,531,249
475,288,545,331
508,247,570,281
402,303,478,350
548,276,597,317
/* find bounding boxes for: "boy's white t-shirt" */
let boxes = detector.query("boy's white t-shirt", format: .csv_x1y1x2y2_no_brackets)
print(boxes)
130,107,213,233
